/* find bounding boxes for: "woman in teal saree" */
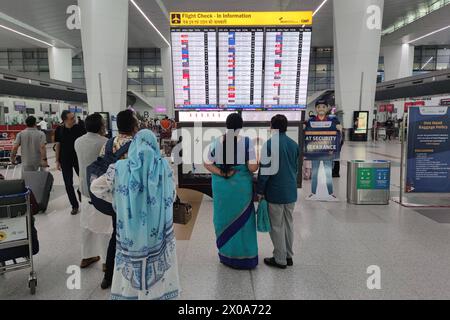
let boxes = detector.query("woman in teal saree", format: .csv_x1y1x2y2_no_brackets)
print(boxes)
204,114,259,270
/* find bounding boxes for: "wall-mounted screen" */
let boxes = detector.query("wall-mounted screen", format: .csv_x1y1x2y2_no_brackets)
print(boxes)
171,28,217,110
26,108,35,115
178,111,236,123
353,111,369,134
41,103,51,113
242,110,303,122
51,104,60,115
171,26,312,111
69,105,83,113
218,27,264,109
263,27,311,109
14,101,26,112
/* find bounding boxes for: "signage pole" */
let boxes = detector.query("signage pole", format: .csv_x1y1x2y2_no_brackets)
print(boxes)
399,116,407,205
98,73,104,113
358,72,364,111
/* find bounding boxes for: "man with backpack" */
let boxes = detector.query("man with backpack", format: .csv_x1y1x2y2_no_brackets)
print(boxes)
93,109,139,290
75,113,111,270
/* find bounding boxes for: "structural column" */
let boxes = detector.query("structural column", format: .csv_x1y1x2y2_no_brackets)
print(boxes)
77,0,129,114
333,0,384,130
160,46,174,118
383,44,414,81
48,48,73,83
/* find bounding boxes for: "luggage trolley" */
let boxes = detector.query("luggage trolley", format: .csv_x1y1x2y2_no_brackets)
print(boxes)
0,138,14,168
0,186,38,294
0,138,21,168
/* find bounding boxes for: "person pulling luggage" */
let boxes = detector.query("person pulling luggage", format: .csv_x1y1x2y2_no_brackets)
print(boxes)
10,116,48,172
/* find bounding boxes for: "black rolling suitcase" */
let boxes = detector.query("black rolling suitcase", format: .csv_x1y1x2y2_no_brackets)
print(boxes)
0,179,39,263
23,171,54,213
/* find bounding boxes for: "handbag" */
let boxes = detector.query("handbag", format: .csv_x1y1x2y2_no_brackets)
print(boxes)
256,199,271,233
173,196,192,225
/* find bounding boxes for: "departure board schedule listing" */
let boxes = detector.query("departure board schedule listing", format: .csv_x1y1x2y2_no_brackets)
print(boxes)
171,28,217,110
171,27,312,111
218,28,264,109
264,27,311,110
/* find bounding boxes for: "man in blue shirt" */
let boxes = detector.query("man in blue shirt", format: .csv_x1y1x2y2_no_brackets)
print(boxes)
257,115,300,269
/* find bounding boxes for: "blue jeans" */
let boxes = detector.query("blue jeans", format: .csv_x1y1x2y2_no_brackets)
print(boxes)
311,160,334,195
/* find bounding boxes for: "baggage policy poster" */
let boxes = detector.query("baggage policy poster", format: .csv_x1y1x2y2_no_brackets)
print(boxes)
406,107,450,193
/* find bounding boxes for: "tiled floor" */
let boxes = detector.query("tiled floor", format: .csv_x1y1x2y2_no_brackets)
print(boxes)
1,140,450,300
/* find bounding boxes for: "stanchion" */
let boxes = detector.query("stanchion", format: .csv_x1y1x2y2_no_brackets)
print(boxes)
393,107,450,208
398,116,406,206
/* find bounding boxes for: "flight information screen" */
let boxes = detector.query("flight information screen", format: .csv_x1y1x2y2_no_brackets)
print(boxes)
264,27,311,109
171,27,312,110
218,27,264,109
171,28,217,109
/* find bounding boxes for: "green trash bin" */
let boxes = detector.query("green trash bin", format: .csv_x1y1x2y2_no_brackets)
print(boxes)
347,160,391,205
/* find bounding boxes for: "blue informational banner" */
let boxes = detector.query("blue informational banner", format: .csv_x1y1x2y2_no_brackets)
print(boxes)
304,120,341,160
406,107,450,193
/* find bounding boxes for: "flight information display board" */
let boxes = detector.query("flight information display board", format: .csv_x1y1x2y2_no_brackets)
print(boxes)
171,26,312,110
171,28,217,109
218,27,264,109
264,27,311,109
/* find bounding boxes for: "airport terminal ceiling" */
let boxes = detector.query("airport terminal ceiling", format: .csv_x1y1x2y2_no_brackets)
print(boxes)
0,0,442,49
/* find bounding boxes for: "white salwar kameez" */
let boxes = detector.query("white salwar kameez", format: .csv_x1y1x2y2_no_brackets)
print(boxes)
75,132,113,263
80,197,112,261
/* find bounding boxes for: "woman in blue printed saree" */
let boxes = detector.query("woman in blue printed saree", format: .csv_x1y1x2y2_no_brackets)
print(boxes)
204,114,259,270
95,129,180,300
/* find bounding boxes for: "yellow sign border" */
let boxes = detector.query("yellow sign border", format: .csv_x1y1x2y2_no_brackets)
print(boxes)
170,11,313,27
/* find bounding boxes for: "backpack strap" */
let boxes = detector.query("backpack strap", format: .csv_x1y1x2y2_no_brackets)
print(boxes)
114,140,132,160
245,136,250,163
104,138,115,157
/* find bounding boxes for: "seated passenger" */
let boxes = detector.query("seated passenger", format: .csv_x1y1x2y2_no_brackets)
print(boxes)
204,113,259,270
91,129,180,300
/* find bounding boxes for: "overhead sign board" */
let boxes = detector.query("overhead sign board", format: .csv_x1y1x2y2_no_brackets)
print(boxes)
170,11,313,26
440,98,450,106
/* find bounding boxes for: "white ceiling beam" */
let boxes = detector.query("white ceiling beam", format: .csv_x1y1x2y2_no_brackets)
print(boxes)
0,12,75,49
154,0,170,21
130,0,171,47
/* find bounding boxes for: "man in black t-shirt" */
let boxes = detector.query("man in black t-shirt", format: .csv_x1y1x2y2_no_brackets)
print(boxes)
55,111,87,215
385,119,394,140
77,116,86,130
